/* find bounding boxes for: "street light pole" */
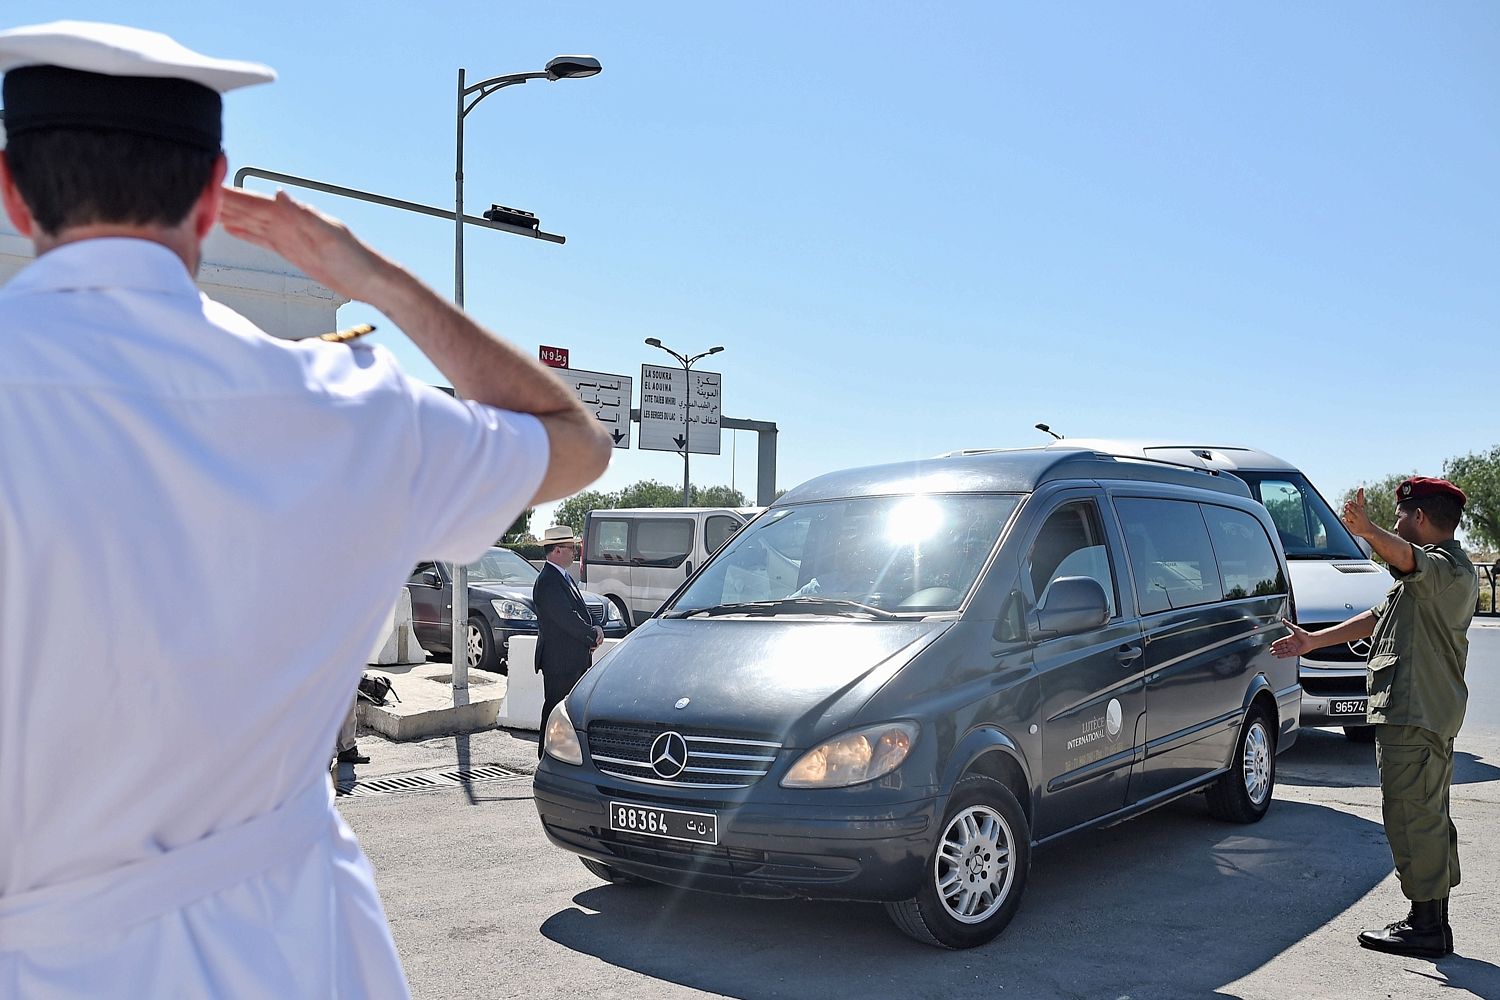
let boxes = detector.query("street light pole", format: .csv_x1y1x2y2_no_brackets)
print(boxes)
450,55,601,696
645,338,724,507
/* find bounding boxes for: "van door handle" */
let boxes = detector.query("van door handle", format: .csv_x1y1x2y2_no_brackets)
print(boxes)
1116,644,1143,667
685,560,693,577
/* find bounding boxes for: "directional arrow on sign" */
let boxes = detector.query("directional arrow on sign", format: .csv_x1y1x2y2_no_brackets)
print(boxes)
612,429,625,445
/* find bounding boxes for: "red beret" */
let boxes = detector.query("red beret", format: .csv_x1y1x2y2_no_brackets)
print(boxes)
1395,477,1466,506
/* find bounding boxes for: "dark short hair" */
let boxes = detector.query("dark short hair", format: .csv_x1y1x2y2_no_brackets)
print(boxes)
1400,494,1463,533
5,128,218,234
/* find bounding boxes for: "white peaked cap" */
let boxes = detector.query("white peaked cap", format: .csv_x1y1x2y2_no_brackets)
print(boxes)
0,20,274,91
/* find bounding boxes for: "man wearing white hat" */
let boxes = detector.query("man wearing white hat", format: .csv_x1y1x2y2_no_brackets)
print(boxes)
0,21,610,999
533,525,603,753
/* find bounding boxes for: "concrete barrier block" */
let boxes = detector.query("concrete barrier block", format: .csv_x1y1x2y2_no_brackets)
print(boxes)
369,589,427,665
500,636,622,732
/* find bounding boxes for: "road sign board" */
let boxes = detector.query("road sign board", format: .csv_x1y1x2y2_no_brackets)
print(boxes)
539,345,569,368
556,368,633,449
638,365,722,455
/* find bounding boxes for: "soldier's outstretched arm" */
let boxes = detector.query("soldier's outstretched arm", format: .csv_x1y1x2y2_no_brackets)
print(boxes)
218,187,610,502
1271,610,1378,659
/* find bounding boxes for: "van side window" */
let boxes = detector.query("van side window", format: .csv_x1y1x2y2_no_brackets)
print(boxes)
1115,498,1224,614
633,518,694,568
588,519,630,563
1027,501,1117,618
1202,505,1286,599
706,515,741,554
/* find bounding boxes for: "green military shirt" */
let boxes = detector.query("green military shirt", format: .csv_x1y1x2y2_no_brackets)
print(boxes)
1367,539,1478,739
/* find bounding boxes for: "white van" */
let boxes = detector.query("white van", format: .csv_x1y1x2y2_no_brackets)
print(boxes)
1039,442,1391,740
581,507,761,627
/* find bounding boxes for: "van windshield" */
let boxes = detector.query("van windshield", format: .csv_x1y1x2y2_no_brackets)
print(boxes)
665,493,1021,617
1235,472,1365,560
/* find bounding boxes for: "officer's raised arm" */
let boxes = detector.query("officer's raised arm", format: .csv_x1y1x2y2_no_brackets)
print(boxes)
218,186,611,503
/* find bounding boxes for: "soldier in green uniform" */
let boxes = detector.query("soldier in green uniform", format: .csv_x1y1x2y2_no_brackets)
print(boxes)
1273,476,1477,958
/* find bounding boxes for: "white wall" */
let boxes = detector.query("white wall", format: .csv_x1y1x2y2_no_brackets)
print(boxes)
0,217,347,339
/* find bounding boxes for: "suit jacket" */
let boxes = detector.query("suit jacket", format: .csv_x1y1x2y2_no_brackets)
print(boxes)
532,563,595,676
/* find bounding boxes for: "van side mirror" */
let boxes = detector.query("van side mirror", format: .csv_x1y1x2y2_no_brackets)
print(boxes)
421,570,441,587
1032,577,1109,639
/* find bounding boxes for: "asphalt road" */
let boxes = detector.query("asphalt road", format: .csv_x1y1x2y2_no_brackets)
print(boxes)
340,624,1500,1000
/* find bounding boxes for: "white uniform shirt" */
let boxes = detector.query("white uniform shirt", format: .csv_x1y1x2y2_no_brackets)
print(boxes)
0,239,548,997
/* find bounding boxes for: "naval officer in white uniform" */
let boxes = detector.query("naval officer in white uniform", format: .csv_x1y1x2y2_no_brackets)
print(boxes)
0,20,611,998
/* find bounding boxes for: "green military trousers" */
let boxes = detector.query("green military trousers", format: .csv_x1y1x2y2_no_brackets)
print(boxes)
1375,724,1459,902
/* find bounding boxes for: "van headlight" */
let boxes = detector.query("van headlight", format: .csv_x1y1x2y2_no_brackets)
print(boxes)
543,701,583,765
781,722,918,788
492,599,536,622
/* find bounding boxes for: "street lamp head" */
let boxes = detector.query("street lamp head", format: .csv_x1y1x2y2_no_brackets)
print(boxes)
708,346,724,355
645,337,663,348
546,55,602,81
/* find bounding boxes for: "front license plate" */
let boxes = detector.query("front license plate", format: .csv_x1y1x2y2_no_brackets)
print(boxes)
608,801,718,845
1330,698,1368,717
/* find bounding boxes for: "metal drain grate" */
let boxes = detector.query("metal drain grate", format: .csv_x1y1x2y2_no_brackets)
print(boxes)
336,763,528,797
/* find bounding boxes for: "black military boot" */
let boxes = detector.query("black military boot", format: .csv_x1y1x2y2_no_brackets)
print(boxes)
1358,900,1446,958
1441,897,1453,955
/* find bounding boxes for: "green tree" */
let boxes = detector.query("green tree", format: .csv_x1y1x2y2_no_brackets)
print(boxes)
1445,446,1500,552
498,507,533,544
553,489,616,534
696,485,749,507
616,479,683,508
551,480,754,535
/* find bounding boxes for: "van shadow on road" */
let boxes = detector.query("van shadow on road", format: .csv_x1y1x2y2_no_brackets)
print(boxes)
540,798,1393,999
1278,728,1500,790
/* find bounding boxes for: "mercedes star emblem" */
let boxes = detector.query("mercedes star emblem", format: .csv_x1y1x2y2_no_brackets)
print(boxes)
1349,637,1373,658
675,697,691,710
649,731,689,779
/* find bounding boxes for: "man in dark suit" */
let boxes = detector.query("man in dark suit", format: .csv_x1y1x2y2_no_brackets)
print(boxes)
534,525,603,756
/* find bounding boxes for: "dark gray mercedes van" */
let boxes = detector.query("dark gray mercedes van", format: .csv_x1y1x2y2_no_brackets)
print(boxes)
533,448,1301,948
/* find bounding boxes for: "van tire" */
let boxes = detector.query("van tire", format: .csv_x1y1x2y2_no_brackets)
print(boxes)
579,857,647,885
1206,705,1275,823
1343,725,1376,743
884,775,1030,949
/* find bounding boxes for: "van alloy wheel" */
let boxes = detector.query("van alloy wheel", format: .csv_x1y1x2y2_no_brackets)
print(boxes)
885,775,1031,949
1242,720,1271,805
935,805,1014,924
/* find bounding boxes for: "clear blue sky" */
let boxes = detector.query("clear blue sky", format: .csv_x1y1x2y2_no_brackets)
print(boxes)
10,3,1499,529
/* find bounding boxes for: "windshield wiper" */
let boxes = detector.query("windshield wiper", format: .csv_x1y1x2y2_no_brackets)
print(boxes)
666,597,905,620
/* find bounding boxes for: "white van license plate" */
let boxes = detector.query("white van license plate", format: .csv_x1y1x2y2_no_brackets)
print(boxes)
609,801,718,845
1330,698,1368,716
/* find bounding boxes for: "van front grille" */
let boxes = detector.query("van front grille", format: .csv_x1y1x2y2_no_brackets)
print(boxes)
587,721,783,789
1297,623,1369,663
